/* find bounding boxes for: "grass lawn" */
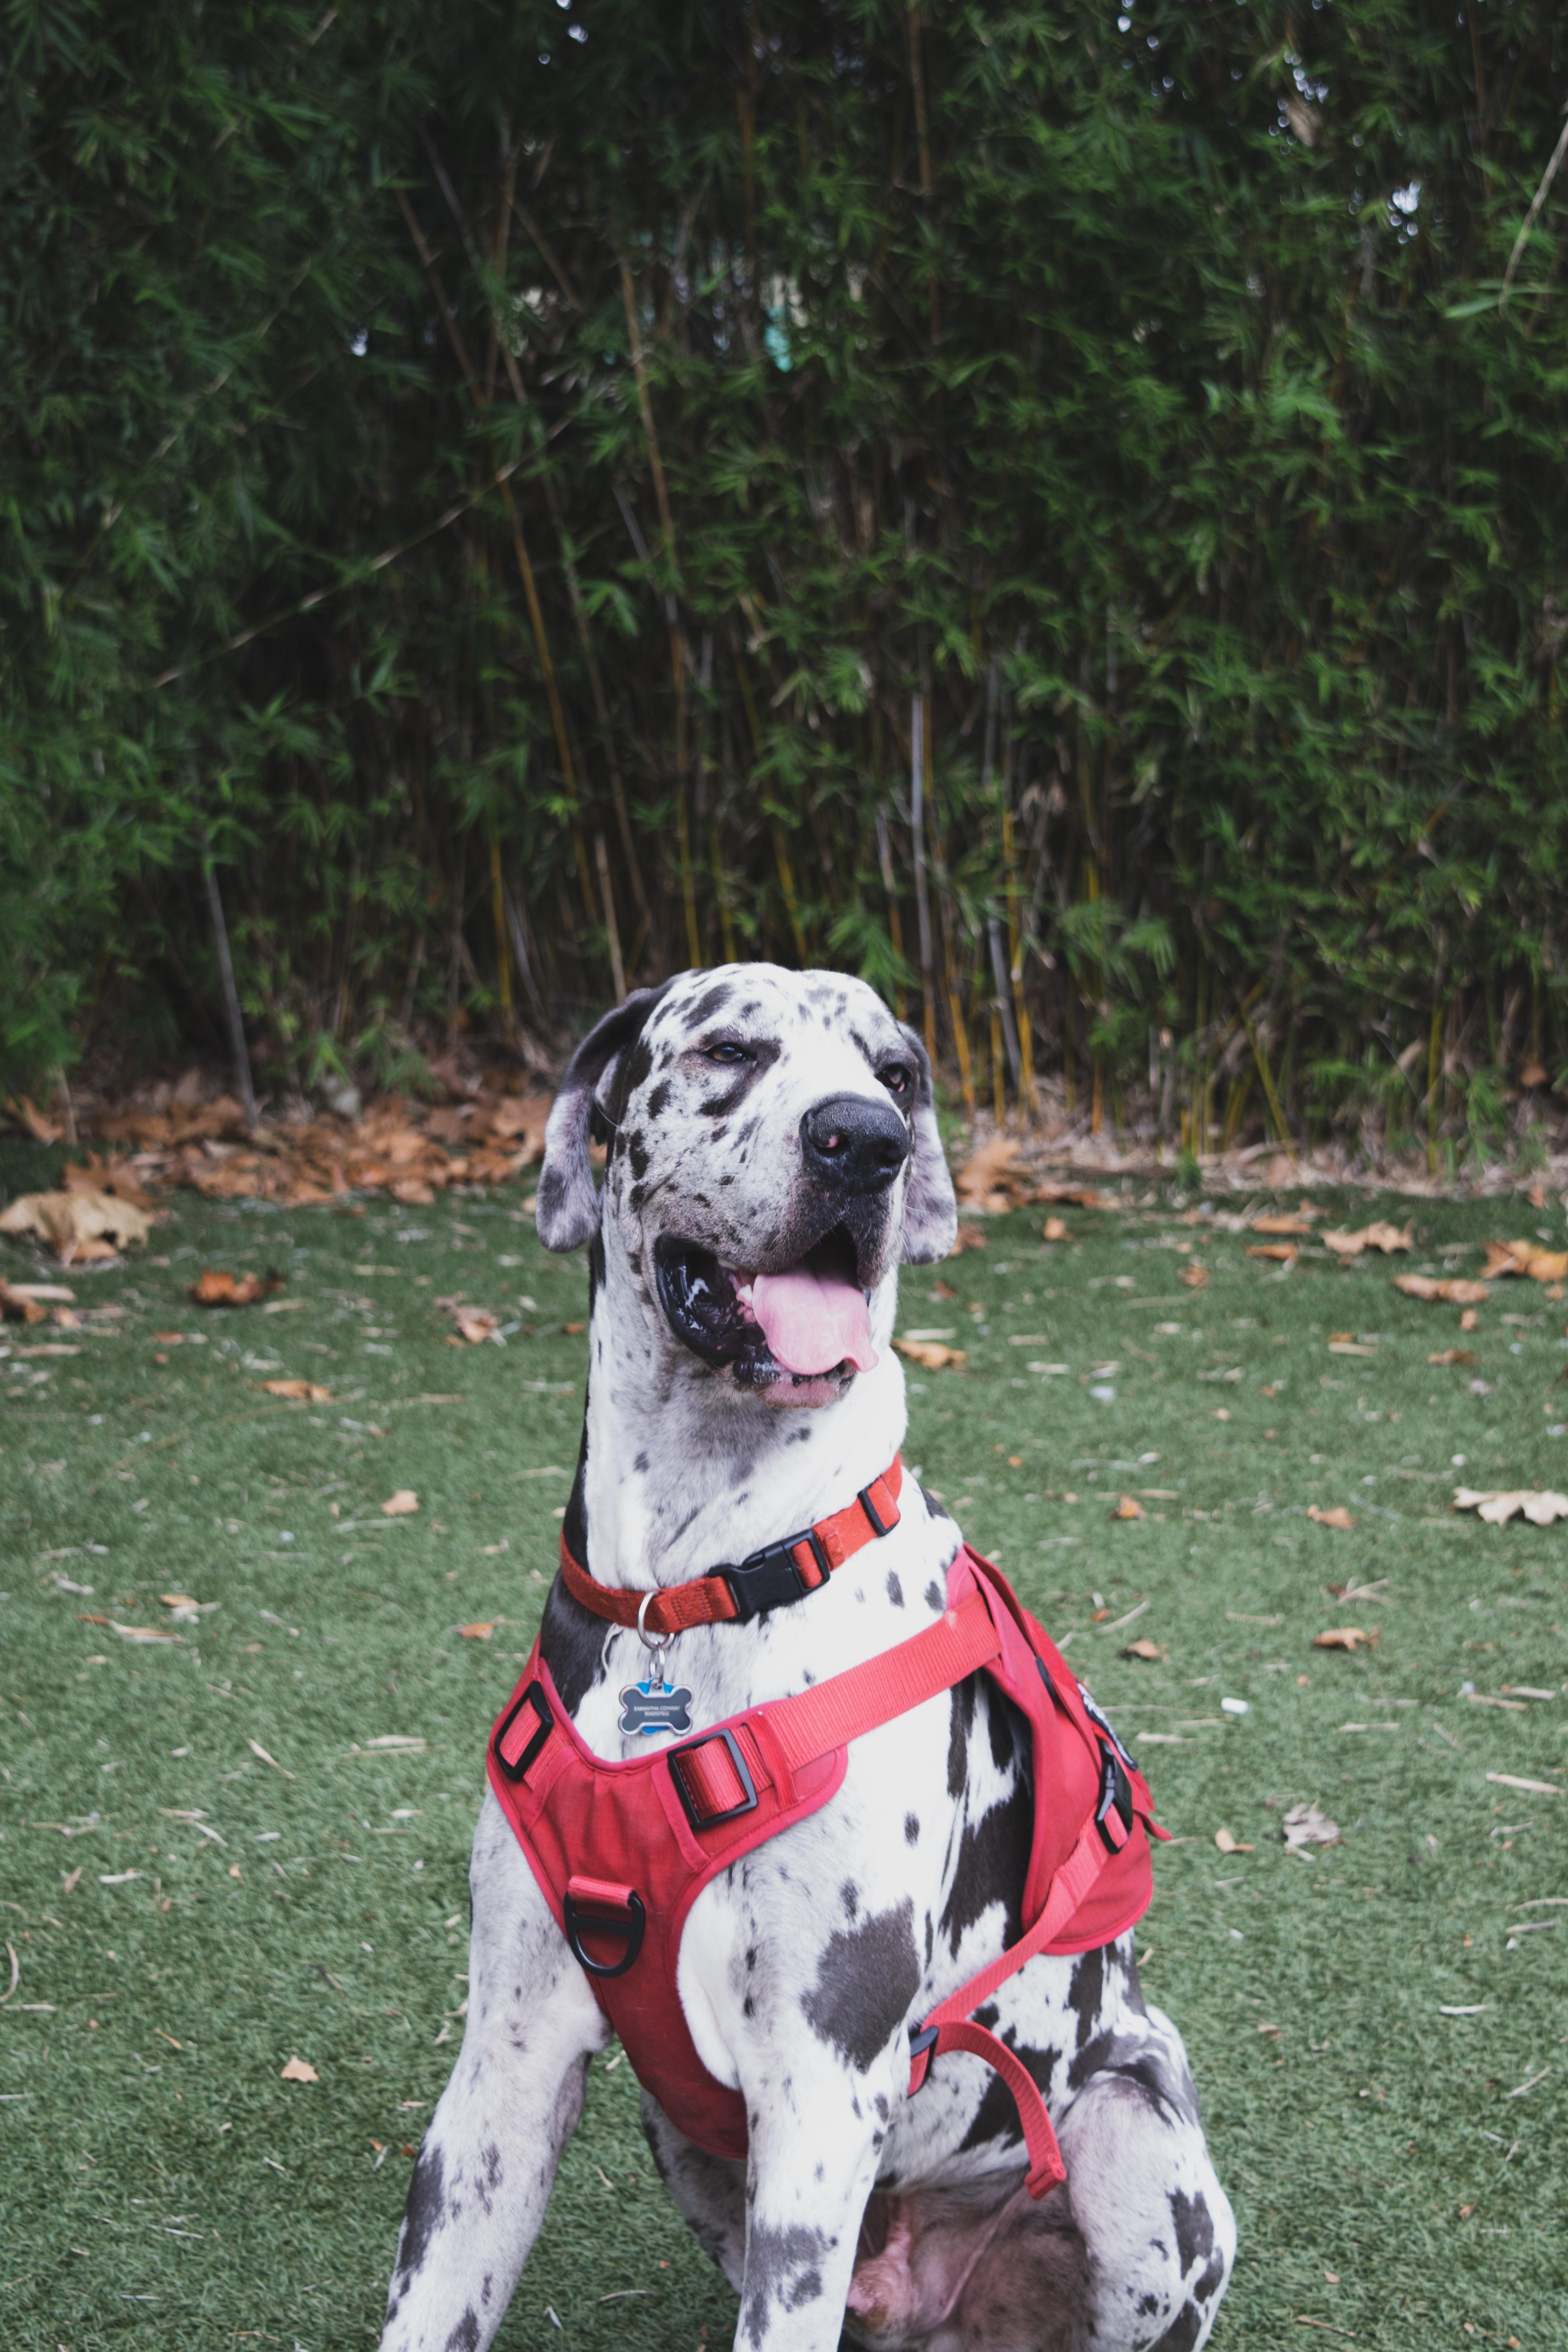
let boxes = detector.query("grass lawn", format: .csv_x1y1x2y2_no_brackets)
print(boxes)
2,1142,1565,2349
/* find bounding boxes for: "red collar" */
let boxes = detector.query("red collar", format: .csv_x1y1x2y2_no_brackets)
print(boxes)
559,1456,904,1635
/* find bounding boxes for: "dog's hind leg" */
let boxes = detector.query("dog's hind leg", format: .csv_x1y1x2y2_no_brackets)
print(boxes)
1045,1993,1235,2352
377,1791,608,2352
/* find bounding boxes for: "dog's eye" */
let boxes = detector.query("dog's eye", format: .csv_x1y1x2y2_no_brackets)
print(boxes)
703,1042,752,1065
878,1063,914,1101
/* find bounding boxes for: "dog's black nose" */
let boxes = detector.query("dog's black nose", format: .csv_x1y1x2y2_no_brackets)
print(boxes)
800,1094,911,1194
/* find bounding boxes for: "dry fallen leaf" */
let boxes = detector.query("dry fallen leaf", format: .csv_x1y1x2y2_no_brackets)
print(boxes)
380,1490,419,1519
262,1377,332,1404
0,1187,151,1262
1323,1220,1412,1257
1460,1306,1481,1331
1111,1494,1146,1521
953,1135,1033,1214
1250,1210,1319,1236
1307,1504,1355,1530
1121,1637,1165,1661
1245,1242,1298,1262
893,1338,968,1370
5,1093,63,1144
1453,1486,1568,1526
111,1621,180,1645
62,1152,155,1211
1042,1216,1067,1243
459,1621,499,1641
0,1278,47,1324
440,1301,501,1345
1037,1184,1116,1210
949,1223,987,1255
1178,1263,1209,1289
1313,1626,1378,1651
1428,1348,1476,1367
1214,1828,1255,1854
1393,1273,1491,1305
1282,1801,1339,1848
191,1268,284,1307
1483,1238,1568,1283
279,2055,319,2083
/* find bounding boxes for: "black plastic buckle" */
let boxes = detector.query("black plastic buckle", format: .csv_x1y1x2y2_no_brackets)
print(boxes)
563,1886,646,1979
669,1728,759,1831
857,1478,896,1539
720,1529,831,1623
1094,1746,1135,1854
494,1682,553,1783
908,2021,939,2071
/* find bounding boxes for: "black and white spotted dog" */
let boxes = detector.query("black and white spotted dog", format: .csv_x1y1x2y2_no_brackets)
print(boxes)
378,964,1235,2352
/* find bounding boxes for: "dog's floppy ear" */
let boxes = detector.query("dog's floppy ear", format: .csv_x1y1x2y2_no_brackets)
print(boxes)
897,1025,958,1265
536,986,670,1252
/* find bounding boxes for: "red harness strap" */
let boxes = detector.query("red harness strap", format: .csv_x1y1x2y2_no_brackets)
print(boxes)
489,1544,1159,2203
558,1456,903,1633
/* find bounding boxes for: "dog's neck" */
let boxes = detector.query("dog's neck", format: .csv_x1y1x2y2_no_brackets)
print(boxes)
570,1221,909,1591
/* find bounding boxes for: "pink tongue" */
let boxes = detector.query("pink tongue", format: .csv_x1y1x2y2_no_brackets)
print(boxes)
750,1266,877,1376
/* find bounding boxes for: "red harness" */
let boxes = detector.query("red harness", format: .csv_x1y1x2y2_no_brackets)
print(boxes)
488,1482,1162,2201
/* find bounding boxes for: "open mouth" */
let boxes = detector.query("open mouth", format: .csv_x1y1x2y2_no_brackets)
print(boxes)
653,1226,877,1396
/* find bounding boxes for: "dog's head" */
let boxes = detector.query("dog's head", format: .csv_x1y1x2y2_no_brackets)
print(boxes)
536,964,956,1408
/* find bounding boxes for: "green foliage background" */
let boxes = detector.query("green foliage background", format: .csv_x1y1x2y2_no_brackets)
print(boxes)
4,0,1567,1149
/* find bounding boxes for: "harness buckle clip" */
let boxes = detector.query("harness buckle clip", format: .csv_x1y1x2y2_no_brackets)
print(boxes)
907,2021,940,2078
669,1728,759,1830
720,1528,831,1623
1094,1746,1135,1854
494,1681,554,1783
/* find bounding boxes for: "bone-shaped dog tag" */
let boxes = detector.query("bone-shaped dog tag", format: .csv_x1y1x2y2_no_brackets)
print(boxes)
618,1680,693,1737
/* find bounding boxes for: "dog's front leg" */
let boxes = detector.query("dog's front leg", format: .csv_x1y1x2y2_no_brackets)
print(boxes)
377,1792,608,2352
733,2046,900,2352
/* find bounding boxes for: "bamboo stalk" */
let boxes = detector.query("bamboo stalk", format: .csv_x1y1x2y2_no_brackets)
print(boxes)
772,826,809,966
949,983,975,1114
200,825,258,1129
1238,1001,1292,1156
595,830,627,1002
988,914,1022,1089
490,834,515,1028
875,805,908,1020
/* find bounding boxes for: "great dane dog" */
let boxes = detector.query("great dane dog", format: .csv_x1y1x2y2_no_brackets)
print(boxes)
378,963,1234,2352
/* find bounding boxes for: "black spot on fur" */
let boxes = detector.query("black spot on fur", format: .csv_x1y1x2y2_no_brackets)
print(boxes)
924,1579,944,1611
1169,2187,1215,2276
946,1678,976,1797
1066,1945,1107,2050
922,1485,953,1523
698,1039,781,1117
539,1581,609,1715
842,1880,860,1918
801,1900,920,2073
886,1569,905,1608
587,1228,606,1301
392,2140,445,2290
957,2034,1059,2154
688,981,735,1025
904,1812,920,1845
1066,2029,1201,2122
628,1131,650,1180
987,1685,1018,1772
1147,2301,1207,2352
739,2222,829,2347
443,2311,480,2352
940,1764,1031,1956
647,1078,671,1119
